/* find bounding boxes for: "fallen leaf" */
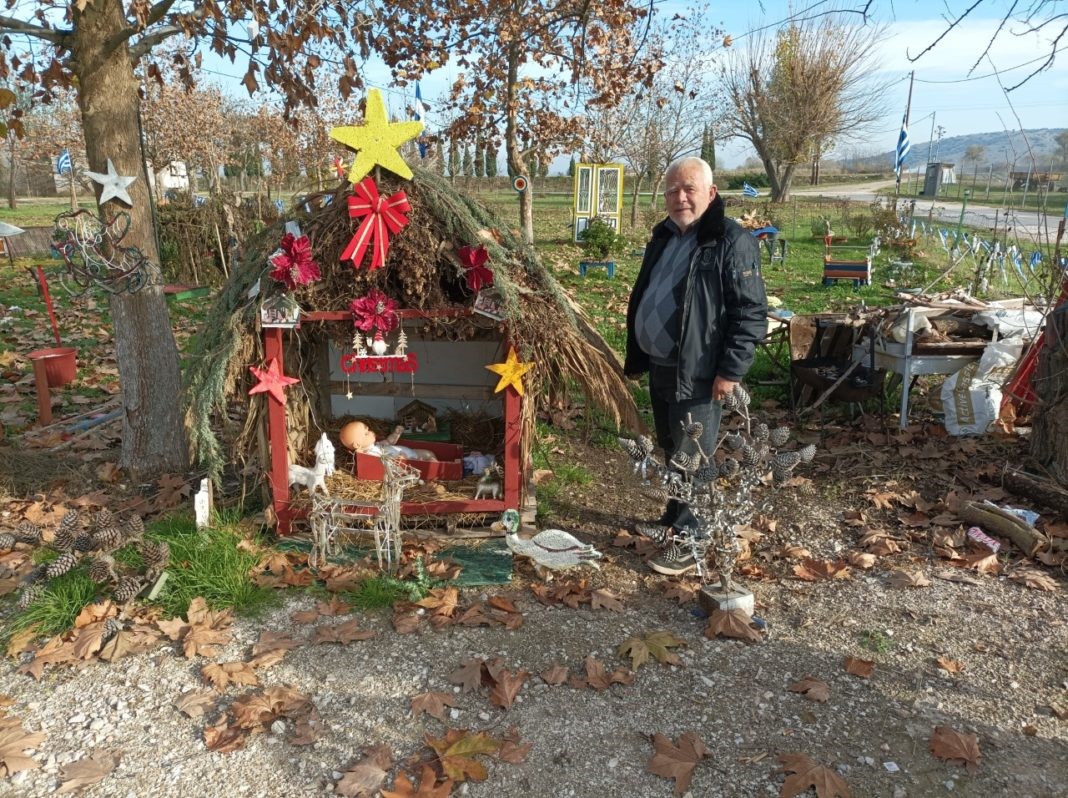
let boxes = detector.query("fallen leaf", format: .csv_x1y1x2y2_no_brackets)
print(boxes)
202,661,259,692
888,569,931,588
580,654,634,690
847,551,876,569
410,691,458,722
590,588,624,612
646,731,710,795
704,609,762,644
55,749,120,794
661,580,700,604
1009,567,1058,591
779,752,852,798
930,725,981,772
540,664,569,685
497,728,533,763
777,544,811,559
311,620,375,645
843,656,874,679
961,552,1001,574
448,658,486,693
425,728,501,782
488,667,529,710
793,559,851,581
392,612,421,634
935,656,964,674
618,630,686,670
381,766,453,798
203,718,247,753
173,689,216,719
289,707,324,745
788,677,830,703
337,743,394,797
416,587,459,617
0,715,46,776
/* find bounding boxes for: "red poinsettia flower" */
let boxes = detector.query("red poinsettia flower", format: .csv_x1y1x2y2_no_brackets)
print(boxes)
349,288,399,333
458,244,493,292
269,233,321,290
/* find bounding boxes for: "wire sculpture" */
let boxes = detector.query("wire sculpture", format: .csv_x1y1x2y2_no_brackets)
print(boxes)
620,385,816,591
52,209,151,296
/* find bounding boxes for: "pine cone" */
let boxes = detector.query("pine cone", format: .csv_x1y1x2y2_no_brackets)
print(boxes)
718,458,740,478
0,532,15,551
45,551,78,579
740,445,760,467
693,464,719,483
53,510,80,552
682,419,704,440
113,576,143,603
140,539,170,572
618,436,654,462
752,422,769,442
773,451,803,471
87,554,117,584
121,515,145,543
15,520,41,545
769,426,791,447
722,384,751,412
92,526,123,553
74,535,96,553
799,443,817,463
723,432,744,451
771,464,791,486
17,583,42,610
92,508,114,532
103,617,122,641
23,563,48,585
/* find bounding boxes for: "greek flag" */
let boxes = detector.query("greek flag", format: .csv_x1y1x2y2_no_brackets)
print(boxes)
56,149,72,175
414,84,427,159
742,182,760,198
894,114,911,176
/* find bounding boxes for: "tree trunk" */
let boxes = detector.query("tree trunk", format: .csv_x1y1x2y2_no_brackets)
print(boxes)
773,163,797,203
1032,303,1068,486
504,42,534,245
649,172,664,212
72,0,188,477
629,170,645,230
7,135,16,210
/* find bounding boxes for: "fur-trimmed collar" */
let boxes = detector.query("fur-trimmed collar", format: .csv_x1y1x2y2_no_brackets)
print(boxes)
651,193,726,245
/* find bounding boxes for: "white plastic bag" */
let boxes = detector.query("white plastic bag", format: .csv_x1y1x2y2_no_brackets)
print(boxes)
971,309,1044,339
941,340,1023,435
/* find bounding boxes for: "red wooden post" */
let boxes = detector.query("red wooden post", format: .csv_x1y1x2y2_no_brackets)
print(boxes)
502,383,522,511
263,327,292,534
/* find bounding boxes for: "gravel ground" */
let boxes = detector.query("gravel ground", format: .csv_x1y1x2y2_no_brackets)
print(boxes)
2,433,1066,798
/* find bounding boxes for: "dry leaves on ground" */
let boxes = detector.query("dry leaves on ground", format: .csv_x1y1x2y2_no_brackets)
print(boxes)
337,743,394,797
381,765,453,798
425,729,502,782
0,715,46,776
660,579,700,604
488,666,529,710
311,619,376,645
792,559,851,582
704,609,762,644
935,656,964,674
847,551,876,569
889,569,931,588
1008,567,1058,591
204,685,315,754
540,663,570,685
788,677,830,703
55,749,120,794
778,753,852,798
410,692,458,722
590,588,624,612
173,689,216,719
646,731,710,796
568,654,634,690
617,630,686,669
843,656,875,679
202,661,259,691
156,597,233,659
930,725,981,771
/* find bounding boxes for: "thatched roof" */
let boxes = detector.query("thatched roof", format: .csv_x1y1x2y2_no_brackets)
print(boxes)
184,166,639,484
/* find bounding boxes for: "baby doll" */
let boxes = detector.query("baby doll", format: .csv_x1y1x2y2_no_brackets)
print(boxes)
339,421,438,461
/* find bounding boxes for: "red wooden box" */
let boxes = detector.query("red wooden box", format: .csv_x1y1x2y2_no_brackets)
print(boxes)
352,439,464,481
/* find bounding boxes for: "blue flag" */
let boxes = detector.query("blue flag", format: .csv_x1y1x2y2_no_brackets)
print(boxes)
56,149,72,175
742,182,760,198
414,84,428,159
894,114,912,176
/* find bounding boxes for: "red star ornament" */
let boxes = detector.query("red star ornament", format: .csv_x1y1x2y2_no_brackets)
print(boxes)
248,358,300,405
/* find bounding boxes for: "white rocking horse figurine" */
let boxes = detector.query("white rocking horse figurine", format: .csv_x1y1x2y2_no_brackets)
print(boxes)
288,433,335,495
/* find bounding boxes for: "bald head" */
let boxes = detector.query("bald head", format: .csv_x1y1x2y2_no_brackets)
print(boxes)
663,157,716,232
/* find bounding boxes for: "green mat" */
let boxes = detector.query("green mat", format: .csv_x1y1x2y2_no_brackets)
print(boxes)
276,538,513,586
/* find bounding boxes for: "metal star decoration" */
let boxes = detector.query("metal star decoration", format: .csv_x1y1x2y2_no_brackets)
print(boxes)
85,159,137,205
329,89,424,184
486,347,534,396
248,358,300,405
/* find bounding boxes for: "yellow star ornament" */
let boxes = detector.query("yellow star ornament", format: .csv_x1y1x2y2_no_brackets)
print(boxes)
486,347,534,396
329,89,424,184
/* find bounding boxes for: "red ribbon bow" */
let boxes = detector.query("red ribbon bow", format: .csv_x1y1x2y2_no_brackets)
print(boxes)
458,244,493,292
340,177,411,270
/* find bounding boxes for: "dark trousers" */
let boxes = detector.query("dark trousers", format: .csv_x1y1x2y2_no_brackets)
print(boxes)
648,363,723,531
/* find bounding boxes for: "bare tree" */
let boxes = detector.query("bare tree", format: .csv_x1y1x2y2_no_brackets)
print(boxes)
722,15,888,202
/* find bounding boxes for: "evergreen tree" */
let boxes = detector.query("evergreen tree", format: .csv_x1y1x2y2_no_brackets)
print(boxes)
539,154,549,177
707,129,717,171
486,144,498,177
568,155,577,177
448,138,460,177
474,135,485,177
433,138,445,175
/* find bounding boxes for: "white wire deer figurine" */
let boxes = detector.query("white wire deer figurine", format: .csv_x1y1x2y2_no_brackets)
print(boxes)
373,455,423,571
288,433,335,496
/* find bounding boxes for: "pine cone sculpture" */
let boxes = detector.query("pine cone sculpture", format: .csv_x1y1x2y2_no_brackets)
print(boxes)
799,443,817,463
740,445,760,467
773,451,803,471
718,458,740,478
140,540,170,572
121,515,145,543
682,419,704,440
670,451,696,472
53,510,80,552
74,535,96,553
618,435,654,462
103,617,122,641
113,576,143,603
723,432,744,451
17,583,42,610
722,384,751,412
87,554,117,584
0,532,14,551
15,520,41,545
92,526,123,553
45,551,78,579
769,426,791,447
92,508,114,533
693,464,719,483
771,464,792,486
752,423,769,442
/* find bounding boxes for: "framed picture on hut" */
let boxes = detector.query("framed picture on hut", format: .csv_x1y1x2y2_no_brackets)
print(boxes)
261,294,302,329
473,287,506,321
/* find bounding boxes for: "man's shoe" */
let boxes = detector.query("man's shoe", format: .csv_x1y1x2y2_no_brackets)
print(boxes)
647,546,699,576
634,523,672,544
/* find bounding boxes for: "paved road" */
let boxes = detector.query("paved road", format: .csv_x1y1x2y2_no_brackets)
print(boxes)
787,179,1058,240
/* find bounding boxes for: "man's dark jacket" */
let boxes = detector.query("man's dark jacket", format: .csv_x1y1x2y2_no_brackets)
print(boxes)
624,194,768,400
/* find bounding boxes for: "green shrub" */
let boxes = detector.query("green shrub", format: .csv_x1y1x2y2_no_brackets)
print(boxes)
578,216,625,261
723,172,770,190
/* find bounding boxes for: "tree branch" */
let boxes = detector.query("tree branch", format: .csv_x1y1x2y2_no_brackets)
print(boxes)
907,0,984,63
129,25,184,61
0,14,70,46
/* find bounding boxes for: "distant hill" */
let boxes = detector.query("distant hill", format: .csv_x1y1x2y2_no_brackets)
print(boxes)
839,128,1067,173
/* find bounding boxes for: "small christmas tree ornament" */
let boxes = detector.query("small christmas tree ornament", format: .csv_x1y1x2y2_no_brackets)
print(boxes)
349,288,409,359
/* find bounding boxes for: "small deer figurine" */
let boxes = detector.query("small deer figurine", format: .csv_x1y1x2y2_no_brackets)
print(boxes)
288,433,335,496
474,463,502,500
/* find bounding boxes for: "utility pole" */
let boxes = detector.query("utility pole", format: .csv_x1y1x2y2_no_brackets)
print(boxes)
895,71,915,196
925,112,937,165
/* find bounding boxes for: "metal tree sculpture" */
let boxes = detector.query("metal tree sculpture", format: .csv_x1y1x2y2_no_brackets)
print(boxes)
620,384,816,591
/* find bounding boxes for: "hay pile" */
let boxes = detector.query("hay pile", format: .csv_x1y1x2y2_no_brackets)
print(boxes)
185,167,639,495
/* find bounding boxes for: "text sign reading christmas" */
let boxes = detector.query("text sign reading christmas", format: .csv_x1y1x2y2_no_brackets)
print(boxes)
340,352,419,374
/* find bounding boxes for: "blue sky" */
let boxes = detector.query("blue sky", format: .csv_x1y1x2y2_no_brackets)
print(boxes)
197,1,1067,172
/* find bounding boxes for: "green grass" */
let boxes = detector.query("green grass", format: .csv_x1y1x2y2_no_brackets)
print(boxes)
860,629,894,654
3,566,100,642
0,198,97,227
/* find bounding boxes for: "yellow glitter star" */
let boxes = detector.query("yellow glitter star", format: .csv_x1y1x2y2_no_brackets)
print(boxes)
329,89,424,184
486,347,534,396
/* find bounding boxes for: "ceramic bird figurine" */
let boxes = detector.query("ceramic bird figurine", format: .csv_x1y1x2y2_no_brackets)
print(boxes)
496,510,603,580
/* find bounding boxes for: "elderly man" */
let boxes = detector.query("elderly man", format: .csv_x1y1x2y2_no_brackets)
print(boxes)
624,156,768,575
